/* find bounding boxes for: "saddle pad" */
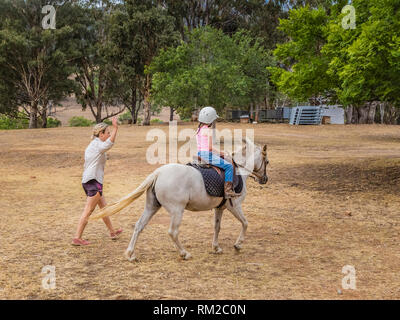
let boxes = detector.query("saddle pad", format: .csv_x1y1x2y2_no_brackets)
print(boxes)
187,163,243,197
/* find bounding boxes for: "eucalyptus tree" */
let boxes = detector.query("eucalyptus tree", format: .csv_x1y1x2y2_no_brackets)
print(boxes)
0,0,77,128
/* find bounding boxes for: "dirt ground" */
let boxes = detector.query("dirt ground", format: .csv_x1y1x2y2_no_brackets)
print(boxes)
0,123,400,300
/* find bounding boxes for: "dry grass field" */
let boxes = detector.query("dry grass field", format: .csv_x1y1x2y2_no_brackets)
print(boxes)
0,123,400,300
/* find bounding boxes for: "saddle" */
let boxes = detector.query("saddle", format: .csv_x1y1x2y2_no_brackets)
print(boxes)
187,155,243,207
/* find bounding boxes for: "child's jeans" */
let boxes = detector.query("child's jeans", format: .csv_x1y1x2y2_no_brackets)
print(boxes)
198,151,233,182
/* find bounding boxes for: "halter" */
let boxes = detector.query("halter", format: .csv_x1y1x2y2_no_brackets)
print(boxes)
252,151,268,180
233,149,268,181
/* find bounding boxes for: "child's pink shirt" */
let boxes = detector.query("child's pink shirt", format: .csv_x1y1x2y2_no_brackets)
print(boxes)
196,125,211,152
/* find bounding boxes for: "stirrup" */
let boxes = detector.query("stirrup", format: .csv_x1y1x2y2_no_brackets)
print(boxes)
225,191,241,198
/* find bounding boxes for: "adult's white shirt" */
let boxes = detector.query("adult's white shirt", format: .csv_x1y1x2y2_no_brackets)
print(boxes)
82,137,114,184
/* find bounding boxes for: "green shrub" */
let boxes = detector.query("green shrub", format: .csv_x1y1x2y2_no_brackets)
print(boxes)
118,111,132,122
69,116,94,127
46,117,62,128
0,113,29,130
150,118,163,124
137,117,142,125
103,119,112,125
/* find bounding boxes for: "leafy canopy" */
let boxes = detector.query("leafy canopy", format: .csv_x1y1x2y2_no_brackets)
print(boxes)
149,26,275,118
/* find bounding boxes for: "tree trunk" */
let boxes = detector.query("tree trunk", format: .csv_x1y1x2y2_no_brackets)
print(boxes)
345,105,353,124
130,108,135,125
41,108,47,128
135,97,141,124
358,104,369,124
383,102,398,124
255,104,260,123
353,107,359,124
169,107,174,122
129,87,137,124
29,102,38,129
367,102,377,124
142,75,151,126
142,99,151,125
180,26,185,41
96,102,102,123
379,102,384,124
211,120,217,146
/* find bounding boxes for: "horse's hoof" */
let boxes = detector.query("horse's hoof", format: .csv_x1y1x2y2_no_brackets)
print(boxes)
129,256,139,262
124,250,132,259
213,247,223,254
234,244,242,251
125,250,138,262
183,252,192,260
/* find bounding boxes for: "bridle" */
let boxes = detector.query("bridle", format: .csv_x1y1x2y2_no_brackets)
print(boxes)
251,151,268,180
233,149,268,182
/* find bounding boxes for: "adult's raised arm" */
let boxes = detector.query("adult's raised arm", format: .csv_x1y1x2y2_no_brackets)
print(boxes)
110,116,118,143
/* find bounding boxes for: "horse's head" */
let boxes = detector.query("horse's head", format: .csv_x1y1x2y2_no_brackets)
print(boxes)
233,138,269,184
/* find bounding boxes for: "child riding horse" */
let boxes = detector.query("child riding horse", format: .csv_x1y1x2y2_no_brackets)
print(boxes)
196,106,240,198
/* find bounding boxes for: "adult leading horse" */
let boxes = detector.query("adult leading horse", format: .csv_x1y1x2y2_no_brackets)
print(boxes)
90,138,269,261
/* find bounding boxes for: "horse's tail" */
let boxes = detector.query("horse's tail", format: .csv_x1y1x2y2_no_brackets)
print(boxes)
89,169,161,220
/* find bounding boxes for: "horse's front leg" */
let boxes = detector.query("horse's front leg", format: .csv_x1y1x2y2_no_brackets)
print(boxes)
227,204,248,251
212,207,224,254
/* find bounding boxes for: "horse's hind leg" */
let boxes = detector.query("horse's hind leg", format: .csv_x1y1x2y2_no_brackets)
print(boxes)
227,204,248,251
125,188,161,262
166,207,191,260
212,207,224,254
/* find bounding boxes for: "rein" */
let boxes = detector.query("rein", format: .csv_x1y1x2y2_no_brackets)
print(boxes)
233,151,267,181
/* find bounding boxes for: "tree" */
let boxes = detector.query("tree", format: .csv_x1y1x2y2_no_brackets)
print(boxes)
270,0,400,123
161,0,254,38
149,26,274,119
106,4,141,124
70,0,126,124
232,30,276,117
107,0,179,125
115,0,180,126
323,0,400,123
243,0,286,51
268,5,334,105
0,0,77,128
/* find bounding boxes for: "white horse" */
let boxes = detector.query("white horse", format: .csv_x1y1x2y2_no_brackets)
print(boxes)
90,139,269,261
